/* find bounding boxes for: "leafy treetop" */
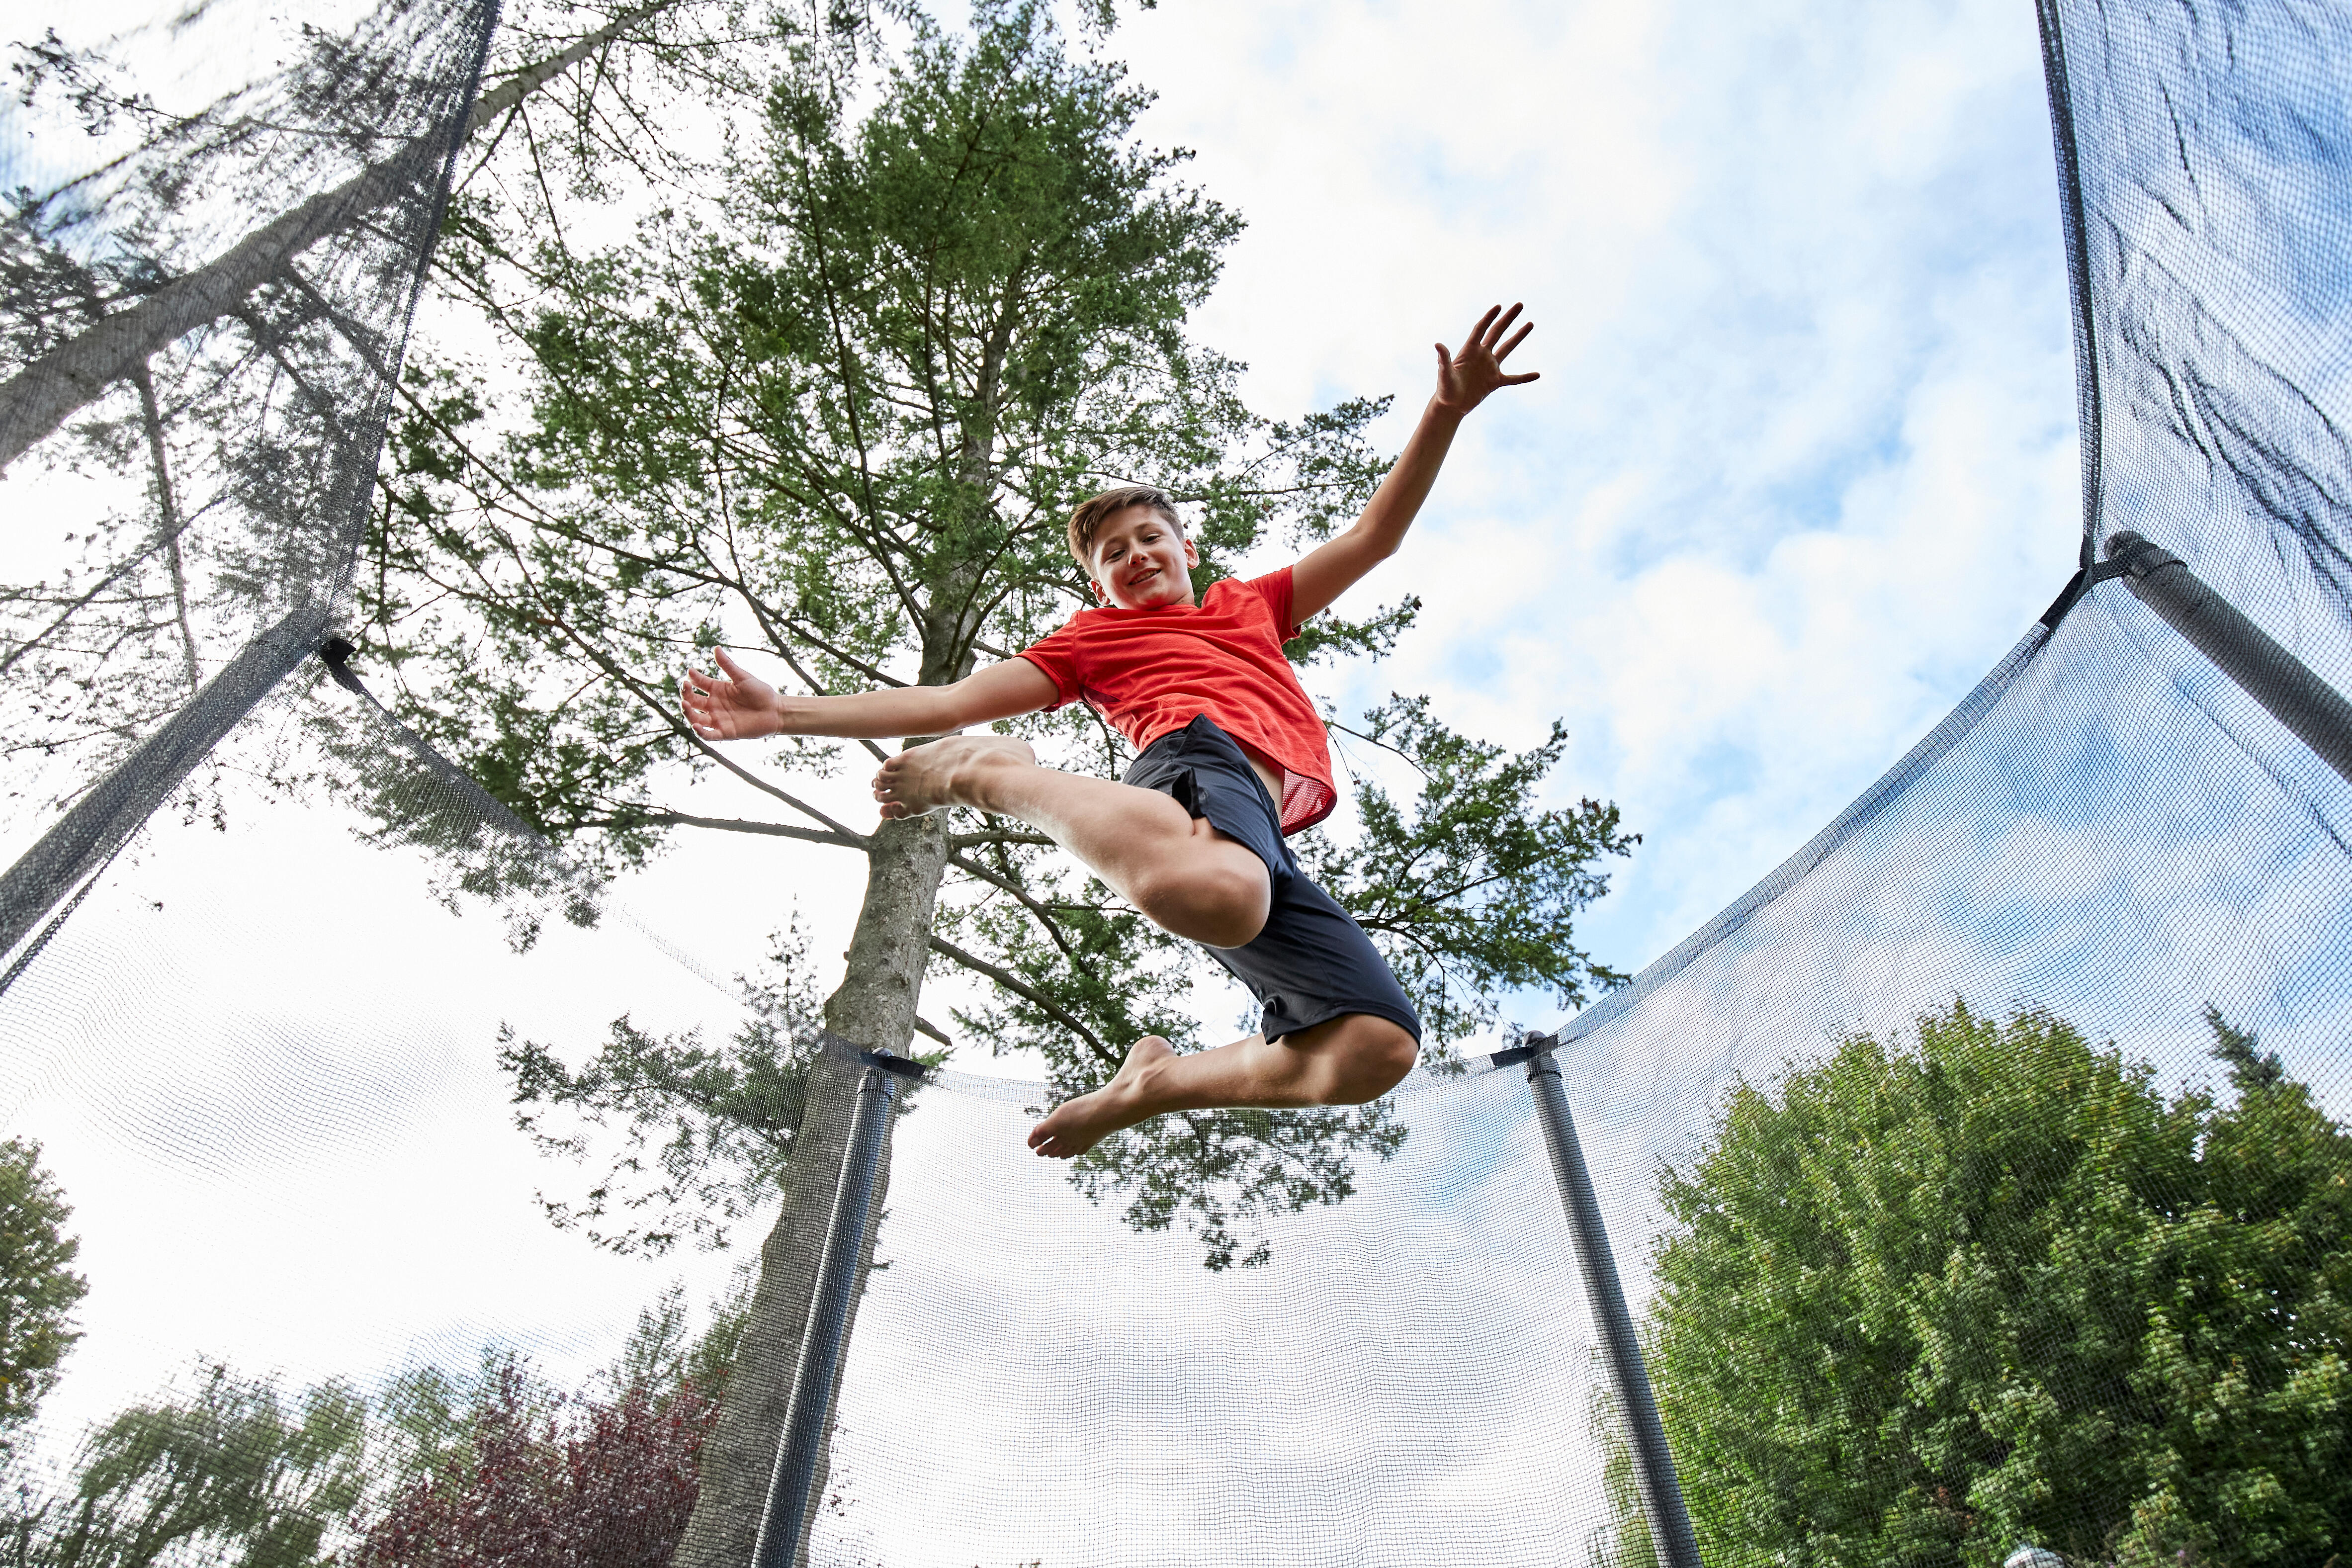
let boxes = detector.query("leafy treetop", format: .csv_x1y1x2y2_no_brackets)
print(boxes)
0,1138,87,1446
1644,1000,2352,1568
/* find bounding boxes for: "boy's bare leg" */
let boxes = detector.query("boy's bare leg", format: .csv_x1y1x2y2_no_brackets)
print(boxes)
1027,1013,1421,1159
874,735,1272,949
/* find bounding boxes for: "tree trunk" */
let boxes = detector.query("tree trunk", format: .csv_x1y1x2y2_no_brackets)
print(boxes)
0,0,676,475
677,430,996,1568
673,813,952,1568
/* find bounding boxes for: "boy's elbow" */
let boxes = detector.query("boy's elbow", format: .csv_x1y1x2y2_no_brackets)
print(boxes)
1349,521,1406,562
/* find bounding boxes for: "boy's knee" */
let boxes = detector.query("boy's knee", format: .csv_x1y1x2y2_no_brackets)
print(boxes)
1328,1019,1419,1103
1132,857,1269,949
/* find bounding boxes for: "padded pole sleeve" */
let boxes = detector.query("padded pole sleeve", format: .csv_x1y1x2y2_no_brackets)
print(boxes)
0,606,325,963
2106,531,2352,787
753,1060,898,1568
1526,1052,1704,1568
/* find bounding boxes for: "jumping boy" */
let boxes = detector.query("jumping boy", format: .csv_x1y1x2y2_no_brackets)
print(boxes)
680,304,1538,1159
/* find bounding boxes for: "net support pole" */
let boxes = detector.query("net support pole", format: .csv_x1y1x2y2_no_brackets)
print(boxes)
0,606,325,962
751,1054,902,1568
1524,1049,1704,1568
2106,530,2352,786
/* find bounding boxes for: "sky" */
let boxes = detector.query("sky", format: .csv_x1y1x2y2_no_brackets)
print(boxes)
0,0,2101,1541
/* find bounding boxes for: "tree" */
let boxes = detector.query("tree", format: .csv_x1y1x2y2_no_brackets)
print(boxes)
1644,1001,2352,1568
0,1269,738,1568
497,922,829,1254
12,1365,366,1568
351,1363,716,1568
0,1138,87,1449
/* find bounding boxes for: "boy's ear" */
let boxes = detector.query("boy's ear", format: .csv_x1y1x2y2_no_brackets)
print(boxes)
1182,534,1200,567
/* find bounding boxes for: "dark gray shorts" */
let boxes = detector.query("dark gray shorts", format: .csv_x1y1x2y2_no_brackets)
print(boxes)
1122,715,1422,1045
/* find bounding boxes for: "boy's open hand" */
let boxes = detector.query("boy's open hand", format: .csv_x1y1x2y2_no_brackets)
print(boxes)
1433,302,1539,416
681,646,781,741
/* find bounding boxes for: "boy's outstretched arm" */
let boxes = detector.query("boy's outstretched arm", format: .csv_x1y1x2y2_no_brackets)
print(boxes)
681,646,1058,741
1289,302,1539,622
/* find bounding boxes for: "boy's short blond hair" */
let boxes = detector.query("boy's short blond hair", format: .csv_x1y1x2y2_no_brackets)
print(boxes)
1067,485,1182,569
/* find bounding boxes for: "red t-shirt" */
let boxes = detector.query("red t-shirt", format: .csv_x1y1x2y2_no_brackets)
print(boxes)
1017,567,1337,835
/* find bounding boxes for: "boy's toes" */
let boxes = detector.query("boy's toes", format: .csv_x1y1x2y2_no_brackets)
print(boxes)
1028,1100,1085,1158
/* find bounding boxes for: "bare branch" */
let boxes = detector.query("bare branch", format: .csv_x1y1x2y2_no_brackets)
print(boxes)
927,933,1117,1070
581,810,864,849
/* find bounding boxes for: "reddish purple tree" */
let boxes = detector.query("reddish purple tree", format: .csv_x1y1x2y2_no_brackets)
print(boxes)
355,1367,717,1568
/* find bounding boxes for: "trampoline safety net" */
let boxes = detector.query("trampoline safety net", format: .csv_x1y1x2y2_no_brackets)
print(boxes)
2,1,2350,1567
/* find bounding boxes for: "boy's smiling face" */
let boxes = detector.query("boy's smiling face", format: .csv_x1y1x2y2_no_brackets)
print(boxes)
1088,503,1199,610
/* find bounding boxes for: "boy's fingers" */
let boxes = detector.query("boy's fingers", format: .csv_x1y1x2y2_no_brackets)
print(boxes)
1502,370,1541,386
1467,304,1500,344
1496,321,1535,360
1485,302,1524,348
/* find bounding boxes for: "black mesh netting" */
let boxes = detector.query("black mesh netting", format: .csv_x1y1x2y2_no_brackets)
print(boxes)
0,0,494,949
2,0,2350,1566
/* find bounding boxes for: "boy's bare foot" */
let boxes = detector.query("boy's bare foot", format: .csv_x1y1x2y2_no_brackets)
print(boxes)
872,734,1037,819
1029,1034,1176,1159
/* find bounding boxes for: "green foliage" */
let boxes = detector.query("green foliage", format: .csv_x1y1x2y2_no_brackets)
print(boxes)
370,1363,490,1497
1646,1001,2352,1568
12,1366,365,1568
371,0,1349,852
2205,1002,2285,1093
609,1276,754,1404
500,927,826,1254
1304,695,1634,1045
0,1139,87,1444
